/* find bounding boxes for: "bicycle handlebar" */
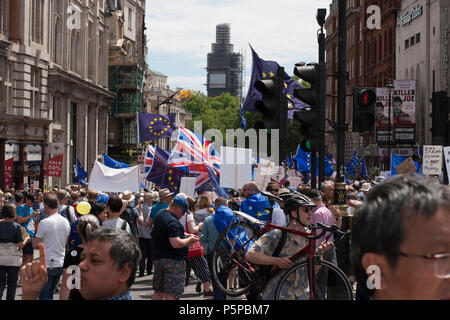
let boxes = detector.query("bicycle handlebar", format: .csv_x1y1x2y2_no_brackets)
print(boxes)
308,222,350,243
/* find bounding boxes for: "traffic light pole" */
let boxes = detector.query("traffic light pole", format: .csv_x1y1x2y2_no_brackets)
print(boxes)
277,66,287,163
318,21,326,188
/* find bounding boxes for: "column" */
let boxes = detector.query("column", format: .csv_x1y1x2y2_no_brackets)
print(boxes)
87,104,99,170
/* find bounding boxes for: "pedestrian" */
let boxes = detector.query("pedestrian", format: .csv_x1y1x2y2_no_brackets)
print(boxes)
272,188,291,227
147,188,173,229
151,196,199,300
200,202,232,300
245,194,332,300
119,191,141,239
351,174,450,300
57,189,77,224
0,203,29,300
32,192,71,300
137,192,154,277
90,203,107,225
181,198,212,297
15,192,39,265
309,189,337,299
194,196,214,225
21,227,141,300
240,182,272,222
60,214,100,300
102,195,131,234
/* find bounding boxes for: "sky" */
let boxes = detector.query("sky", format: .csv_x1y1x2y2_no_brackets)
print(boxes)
145,0,332,96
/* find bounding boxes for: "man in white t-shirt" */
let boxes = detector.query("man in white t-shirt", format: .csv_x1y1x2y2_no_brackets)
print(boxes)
102,195,131,235
271,188,291,227
33,192,71,300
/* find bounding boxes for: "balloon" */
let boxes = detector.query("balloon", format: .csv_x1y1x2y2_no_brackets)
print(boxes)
76,201,91,215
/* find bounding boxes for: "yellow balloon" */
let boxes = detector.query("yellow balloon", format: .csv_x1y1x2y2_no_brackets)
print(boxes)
76,201,91,215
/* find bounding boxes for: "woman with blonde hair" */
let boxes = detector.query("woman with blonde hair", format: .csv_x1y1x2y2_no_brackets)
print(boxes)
60,214,100,300
194,196,213,225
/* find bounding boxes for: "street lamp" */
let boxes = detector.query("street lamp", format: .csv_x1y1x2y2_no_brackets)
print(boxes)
386,80,394,170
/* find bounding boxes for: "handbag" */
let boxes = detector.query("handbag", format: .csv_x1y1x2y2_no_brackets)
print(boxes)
185,214,204,258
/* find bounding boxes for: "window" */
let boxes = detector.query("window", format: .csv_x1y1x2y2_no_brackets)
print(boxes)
410,36,415,46
405,39,409,49
416,33,421,44
128,7,133,30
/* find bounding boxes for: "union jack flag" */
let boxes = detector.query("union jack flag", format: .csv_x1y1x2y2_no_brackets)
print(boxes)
168,126,220,189
143,145,155,179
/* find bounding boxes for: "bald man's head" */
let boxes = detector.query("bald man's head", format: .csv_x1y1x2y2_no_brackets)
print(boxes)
241,182,259,198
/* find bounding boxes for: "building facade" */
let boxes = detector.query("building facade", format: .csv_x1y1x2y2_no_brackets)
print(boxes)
0,0,114,190
325,0,400,171
206,23,243,99
396,0,450,147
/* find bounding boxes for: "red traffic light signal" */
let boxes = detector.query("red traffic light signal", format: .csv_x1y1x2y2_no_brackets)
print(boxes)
358,89,376,107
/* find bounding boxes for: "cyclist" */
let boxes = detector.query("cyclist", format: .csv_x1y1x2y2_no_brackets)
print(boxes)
245,194,333,300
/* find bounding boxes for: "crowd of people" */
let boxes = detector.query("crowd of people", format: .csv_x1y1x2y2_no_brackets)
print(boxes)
0,171,448,300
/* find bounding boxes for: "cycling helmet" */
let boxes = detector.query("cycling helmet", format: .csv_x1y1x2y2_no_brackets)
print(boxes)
283,194,316,214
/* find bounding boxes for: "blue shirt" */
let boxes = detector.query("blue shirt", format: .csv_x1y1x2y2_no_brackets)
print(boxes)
150,202,169,220
16,204,35,237
200,215,220,254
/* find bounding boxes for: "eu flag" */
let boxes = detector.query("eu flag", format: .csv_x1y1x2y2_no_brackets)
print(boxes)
242,45,308,118
147,146,187,193
138,112,176,142
74,159,87,186
293,145,311,172
102,153,130,169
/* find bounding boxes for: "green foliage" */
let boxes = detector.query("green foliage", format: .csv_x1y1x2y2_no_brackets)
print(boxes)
181,91,302,155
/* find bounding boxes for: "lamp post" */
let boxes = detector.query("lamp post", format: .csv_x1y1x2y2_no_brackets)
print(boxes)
386,81,394,170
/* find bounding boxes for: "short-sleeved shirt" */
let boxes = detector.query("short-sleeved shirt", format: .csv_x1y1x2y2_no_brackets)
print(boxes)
248,229,309,300
0,221,22,244
151,209,187,261
150,202,169,220
310,204,335,246
16,204,35,237
36,213,71,268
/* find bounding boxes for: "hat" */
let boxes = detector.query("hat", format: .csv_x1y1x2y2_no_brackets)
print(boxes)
360,183,371,192
152,191,160,202
278,188,291,198
310,189,322,200
172,196,188,212
159,188,173,200
119,190,135,202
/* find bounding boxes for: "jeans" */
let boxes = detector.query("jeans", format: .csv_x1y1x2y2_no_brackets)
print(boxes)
0,266,20,300
315,246,337,299
138,238,153,275
39,267,63,300
206,254,226,300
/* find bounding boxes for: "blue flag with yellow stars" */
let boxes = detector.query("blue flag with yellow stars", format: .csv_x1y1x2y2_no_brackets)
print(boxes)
294,145,311,172
146,146,188,193
242,45,308,119
138,112,177,142
102,153,130,169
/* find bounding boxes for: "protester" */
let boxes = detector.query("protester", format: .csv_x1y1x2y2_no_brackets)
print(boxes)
137,192,154,277
15,192,38,265
194,196,214,226
351,174,450,300
0,203,29,300
119,191,141,239
32,193,71,300
21,228,141,300
57,189,77,224
147,188,173,229
320,181,334,208
90,203,107,225
151,196,199,300
272,188,291,227
246,194,333,300
200,203,232,300
358,182,372,201
240,182,272,222
60,214,100,300
102,195,131,234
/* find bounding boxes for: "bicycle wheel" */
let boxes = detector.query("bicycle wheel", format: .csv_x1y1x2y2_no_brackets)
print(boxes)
274,259,354,300
211,220,259,297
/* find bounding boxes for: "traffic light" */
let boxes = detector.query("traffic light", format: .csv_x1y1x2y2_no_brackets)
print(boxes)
254,78,282,131
293,63,320,152
353,87,376,132
429,91,448,145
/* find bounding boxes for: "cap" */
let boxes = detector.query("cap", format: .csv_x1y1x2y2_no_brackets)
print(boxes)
278,188,291,198
360,182,371,192
173,196,188,212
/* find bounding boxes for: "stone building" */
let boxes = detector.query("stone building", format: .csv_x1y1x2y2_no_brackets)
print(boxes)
0,0,114,190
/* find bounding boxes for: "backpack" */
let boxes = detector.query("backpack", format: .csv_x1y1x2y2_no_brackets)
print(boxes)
120,206,137,238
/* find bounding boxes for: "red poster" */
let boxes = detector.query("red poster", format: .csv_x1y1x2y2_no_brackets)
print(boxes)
47,154,64,177
4,158,14,186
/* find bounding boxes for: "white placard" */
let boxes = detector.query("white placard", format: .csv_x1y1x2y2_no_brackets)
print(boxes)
443,146,450,185
287,176,302,189
220,147,253,189
423,145,443,175
179,177,197,197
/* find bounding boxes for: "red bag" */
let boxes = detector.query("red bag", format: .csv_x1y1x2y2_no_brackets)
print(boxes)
185,214,203,258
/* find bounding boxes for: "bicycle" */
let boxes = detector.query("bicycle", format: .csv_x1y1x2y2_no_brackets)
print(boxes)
211,192,353,300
